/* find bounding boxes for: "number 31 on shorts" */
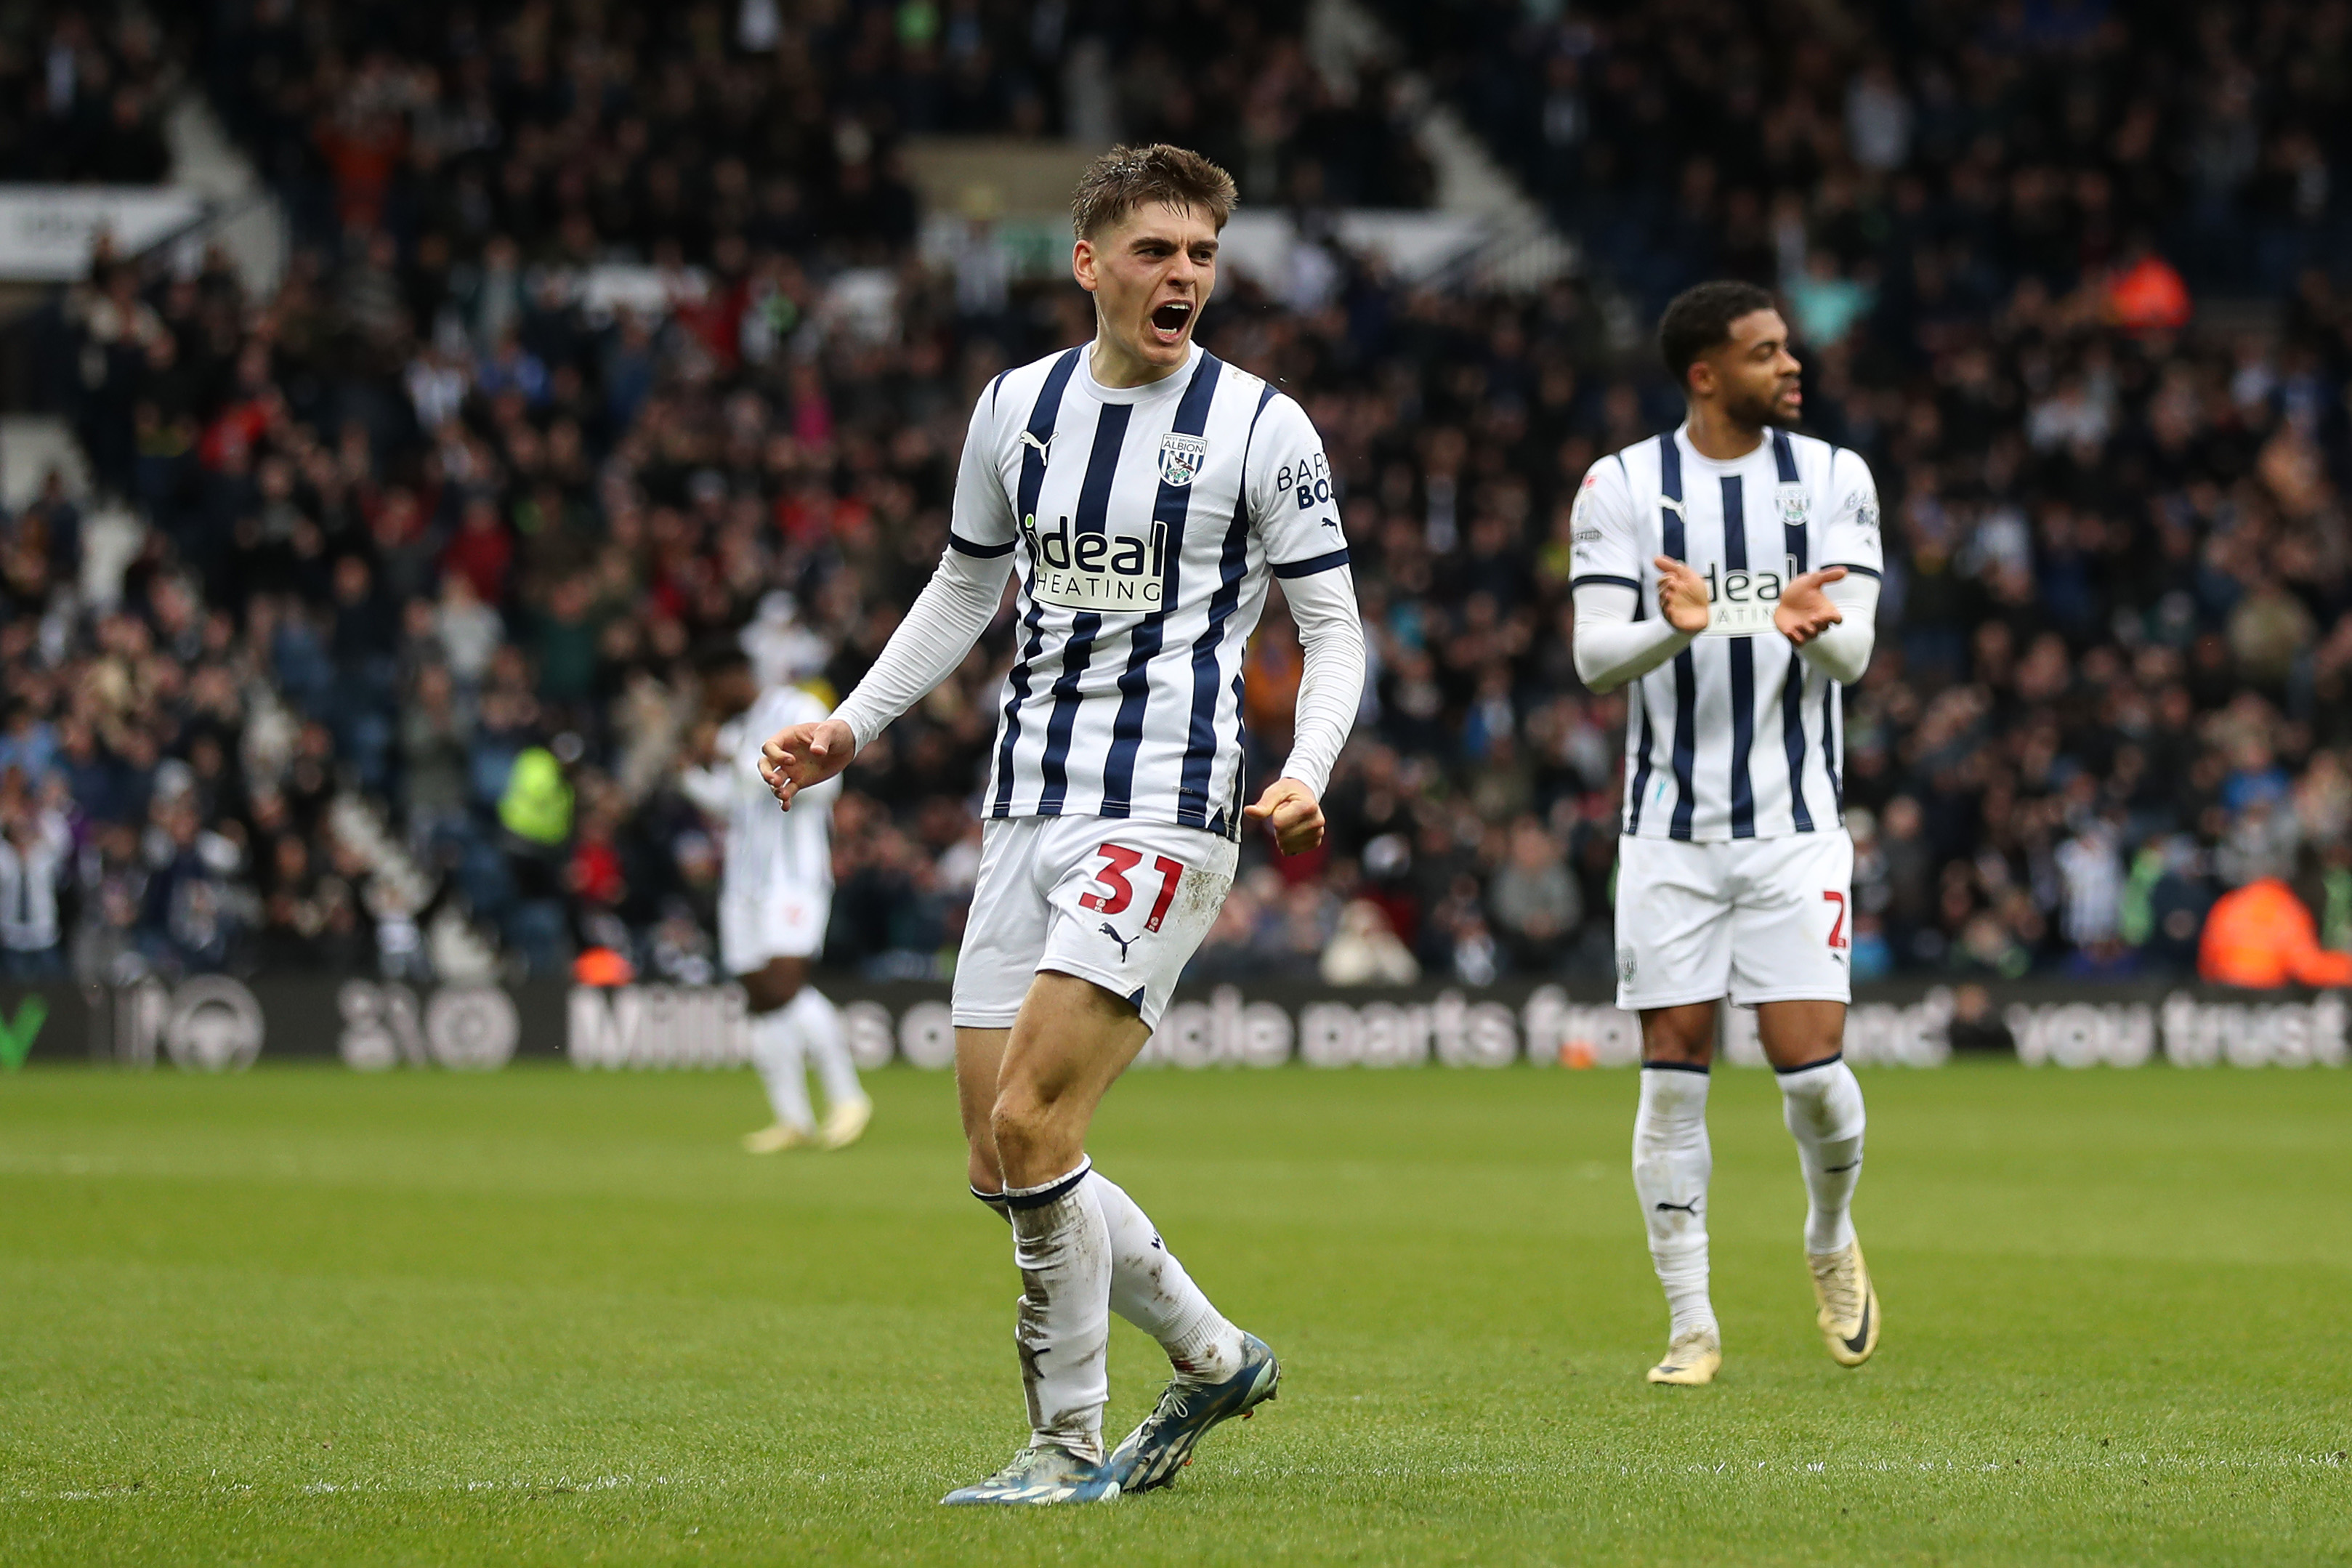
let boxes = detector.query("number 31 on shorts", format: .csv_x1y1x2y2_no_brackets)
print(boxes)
1080,844,1184,933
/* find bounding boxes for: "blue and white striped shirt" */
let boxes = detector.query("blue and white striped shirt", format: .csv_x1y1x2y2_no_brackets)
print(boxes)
1570,425,1883,842
950,344,1351,837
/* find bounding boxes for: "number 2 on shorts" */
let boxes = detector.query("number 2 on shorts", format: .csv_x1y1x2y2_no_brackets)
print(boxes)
1080,844,1186,932
1822,889,1848,950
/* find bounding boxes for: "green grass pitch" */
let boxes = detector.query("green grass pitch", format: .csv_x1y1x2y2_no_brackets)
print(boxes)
2,1060,2347,1566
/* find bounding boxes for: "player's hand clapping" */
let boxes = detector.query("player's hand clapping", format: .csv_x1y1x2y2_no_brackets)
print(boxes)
1654,556,1712,634
1774,565,1848,647
1244,777,1326,856
759,717,857,810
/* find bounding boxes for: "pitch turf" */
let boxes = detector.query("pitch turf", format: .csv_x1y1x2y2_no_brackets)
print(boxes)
2,1061,2347,1566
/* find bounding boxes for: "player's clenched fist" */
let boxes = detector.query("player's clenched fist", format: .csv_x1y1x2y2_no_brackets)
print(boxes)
1654,555,1712,634
759,716,856,810
1244,777,1326,856
1774,565,1848,647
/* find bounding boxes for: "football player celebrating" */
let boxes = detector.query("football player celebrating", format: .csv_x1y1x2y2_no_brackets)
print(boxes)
760,145,1363,1502
1569,280,1883,1386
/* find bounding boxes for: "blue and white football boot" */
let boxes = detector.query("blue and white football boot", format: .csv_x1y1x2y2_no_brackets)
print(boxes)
1107,1332,1281,1494
938,1444,1122,1506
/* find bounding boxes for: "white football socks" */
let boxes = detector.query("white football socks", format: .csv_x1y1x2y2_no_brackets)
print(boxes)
1004,1160,1110,1463
1777,1055,1866,1255
1633,1065,1716,1338
786,987,867,1112
747,1009,813,1131
1089,1171,1245,1383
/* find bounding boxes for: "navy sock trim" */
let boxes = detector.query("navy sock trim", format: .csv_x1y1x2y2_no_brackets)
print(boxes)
971,1184,1009,1208
1640,1059,1713,1075
1002,1161,1092,1211
1772,1051,1844,1075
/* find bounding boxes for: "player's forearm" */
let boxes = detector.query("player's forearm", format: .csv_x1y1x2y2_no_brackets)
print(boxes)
676,764,731,816
831,546,1011,753
1795,575,1880,685
1277,565,1365,799
1572,584,1693,692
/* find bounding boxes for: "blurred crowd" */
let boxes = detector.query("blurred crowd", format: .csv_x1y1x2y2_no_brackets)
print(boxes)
1388,0,2346,310
0,4,173,183
194,0,1428,269
3,1,2351,990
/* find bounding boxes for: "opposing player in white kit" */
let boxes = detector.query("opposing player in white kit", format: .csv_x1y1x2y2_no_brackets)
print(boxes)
687,643,870,1152
1570,280,1883,1386
759,145,1364,1503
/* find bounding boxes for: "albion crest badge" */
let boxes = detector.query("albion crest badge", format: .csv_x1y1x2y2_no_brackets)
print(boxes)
1776,482,1809,526
1157,432,1208,488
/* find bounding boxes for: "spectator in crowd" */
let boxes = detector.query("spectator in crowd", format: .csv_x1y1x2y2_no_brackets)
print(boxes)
1488,815,1582,974
0,793,73,977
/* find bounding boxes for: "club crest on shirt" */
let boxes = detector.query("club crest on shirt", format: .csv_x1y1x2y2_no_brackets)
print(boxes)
1158,432,1208,488
1776,482,1809,526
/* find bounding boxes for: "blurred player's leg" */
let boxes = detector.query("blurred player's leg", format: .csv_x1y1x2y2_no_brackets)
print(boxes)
738,957,829,1153
788,987,870,1149
744,1009,815,1152
1762,1003,1877,1366
1633,1042,1721,1386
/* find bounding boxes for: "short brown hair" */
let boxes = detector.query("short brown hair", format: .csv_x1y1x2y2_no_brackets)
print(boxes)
1070,144,1237,241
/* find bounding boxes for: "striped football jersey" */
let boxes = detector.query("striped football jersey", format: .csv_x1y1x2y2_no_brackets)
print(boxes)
1571,425,1883,842
718,684,839,897
950,342,1350,837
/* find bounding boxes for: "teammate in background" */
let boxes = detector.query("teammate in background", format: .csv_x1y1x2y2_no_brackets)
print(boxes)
760,145,1364,1505
684,642,870,1153
1569,280,1884,1387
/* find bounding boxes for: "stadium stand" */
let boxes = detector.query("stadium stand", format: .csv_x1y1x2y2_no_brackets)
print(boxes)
0,4,174,185
4,1,2349,989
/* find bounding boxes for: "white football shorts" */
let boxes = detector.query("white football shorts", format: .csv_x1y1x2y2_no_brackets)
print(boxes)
719,883,831,974
1613,829,1854,1010
953,815,1237,1031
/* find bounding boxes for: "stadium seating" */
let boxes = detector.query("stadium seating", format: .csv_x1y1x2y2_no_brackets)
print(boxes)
4,0,2348,988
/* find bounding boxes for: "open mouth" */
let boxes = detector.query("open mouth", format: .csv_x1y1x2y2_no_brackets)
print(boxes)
1149,300,1194,342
